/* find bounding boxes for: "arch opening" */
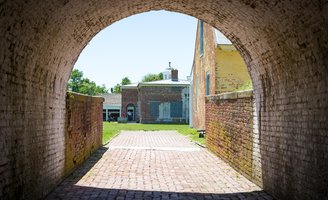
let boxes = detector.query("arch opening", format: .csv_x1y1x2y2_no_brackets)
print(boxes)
0,1,327,200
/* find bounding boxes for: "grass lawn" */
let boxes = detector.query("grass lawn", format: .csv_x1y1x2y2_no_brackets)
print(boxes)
102,122,205,146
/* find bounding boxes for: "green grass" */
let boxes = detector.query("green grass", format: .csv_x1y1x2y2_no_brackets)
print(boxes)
102,122,205,146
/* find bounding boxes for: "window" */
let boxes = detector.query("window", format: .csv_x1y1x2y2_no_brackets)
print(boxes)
206,72,210,95
170,101,182,117
150,101,160,116
200,21,204,56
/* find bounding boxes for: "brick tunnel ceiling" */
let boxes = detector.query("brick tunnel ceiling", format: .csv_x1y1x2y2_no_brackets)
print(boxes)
0,0,327,200
1,0,327,89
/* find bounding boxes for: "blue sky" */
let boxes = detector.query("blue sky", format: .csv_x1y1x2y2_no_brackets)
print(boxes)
74,10,198,89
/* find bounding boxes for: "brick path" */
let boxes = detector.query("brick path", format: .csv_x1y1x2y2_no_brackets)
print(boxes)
46,131,273,200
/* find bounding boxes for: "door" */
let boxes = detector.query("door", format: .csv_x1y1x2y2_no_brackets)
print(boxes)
126,104,135,121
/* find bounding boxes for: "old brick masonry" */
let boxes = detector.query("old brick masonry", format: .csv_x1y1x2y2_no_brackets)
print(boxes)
65,92,103,176
205,91,262,186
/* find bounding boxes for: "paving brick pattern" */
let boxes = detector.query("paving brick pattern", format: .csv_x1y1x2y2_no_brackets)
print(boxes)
107,131,197,148
46,131,273,199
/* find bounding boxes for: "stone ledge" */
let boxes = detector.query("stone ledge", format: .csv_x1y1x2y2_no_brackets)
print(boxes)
67,91,105,102
206,90,253,101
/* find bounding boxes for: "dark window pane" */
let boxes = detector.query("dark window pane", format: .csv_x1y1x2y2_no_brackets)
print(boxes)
206,73,210,95
150,101,160,116
200,21,204,55
170,101,182,117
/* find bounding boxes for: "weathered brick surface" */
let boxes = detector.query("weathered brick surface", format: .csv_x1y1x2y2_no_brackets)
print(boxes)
64,92,103,176
0,1,327,200
191,21,217,130
205,91,262,186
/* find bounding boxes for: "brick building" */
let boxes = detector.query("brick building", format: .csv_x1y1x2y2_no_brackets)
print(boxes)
190,20,251,130
100,93,122,121
121,70,190,124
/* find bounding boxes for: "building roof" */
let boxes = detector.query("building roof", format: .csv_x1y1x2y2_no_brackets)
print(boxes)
121,83,138,89
99,93,121,106
214,30,232,45
138,79,190,87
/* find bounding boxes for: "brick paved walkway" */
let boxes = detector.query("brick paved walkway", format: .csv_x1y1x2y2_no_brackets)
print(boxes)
46,131,273,200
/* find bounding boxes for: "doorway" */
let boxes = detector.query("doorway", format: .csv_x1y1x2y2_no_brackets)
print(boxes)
126,104,135,121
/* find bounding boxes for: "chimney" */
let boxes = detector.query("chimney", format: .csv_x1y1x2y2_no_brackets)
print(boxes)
171,69,178,81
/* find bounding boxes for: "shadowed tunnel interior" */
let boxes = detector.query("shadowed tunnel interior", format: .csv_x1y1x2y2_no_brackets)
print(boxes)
0,1,327,199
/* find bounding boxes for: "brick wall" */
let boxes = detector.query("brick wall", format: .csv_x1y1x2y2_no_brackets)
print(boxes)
205,91,262,186
64,92,103,176
121,88,139,121
0,74,67,200
191,21,217,130
0,91,103,200
139,86,189,124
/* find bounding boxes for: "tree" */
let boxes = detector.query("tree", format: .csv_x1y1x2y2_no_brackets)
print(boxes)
68,69,83,92
142,73,163,82
112,83,121,94
111,77,132,93
158,72,163,80
96,84,108,94
121,77,131,85
67,69,109,95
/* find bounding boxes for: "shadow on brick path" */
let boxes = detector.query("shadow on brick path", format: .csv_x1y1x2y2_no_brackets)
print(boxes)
68,146,109,180
47,186,273,200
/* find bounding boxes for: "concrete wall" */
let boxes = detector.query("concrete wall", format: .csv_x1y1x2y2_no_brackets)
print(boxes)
139,86,189,124
0,1,327,200
205,90,262,186
64,92,103,176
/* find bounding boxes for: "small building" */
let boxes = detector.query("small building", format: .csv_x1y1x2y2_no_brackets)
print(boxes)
100,93,122,121
190,20,251,130
121,69,190,124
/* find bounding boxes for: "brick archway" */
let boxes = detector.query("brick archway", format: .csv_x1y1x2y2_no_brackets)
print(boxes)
0,1,327,199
